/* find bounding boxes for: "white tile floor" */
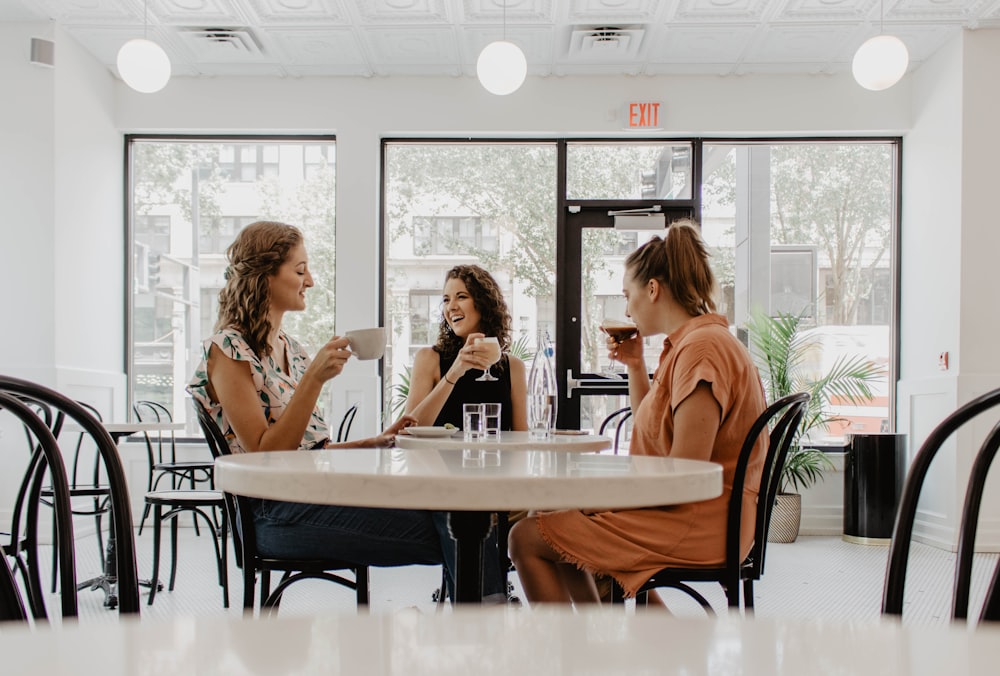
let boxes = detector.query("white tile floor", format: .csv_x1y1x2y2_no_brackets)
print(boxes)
44,527,998,626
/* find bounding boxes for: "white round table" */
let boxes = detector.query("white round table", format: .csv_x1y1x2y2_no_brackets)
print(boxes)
4,607,999,675
215,447,722,603
396,429,612,452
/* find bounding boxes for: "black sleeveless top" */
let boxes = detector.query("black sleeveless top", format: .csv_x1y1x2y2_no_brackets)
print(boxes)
434,352,515,431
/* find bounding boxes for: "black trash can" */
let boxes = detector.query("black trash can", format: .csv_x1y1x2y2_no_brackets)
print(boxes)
843,433,906,544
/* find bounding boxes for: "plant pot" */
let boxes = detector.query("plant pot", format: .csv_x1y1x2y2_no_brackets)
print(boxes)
768,493,802,543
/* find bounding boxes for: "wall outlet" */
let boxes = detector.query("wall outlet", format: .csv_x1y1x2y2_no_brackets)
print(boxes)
938,351,949,370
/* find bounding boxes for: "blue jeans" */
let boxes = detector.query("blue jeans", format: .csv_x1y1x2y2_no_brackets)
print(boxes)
252,501,505,599
253,500,444,567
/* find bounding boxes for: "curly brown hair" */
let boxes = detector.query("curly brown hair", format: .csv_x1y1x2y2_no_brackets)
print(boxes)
434,265,513,360
215,221,303,358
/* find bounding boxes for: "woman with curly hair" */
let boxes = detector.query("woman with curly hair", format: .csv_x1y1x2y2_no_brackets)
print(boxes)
404,264,528,603
405,264,528,430
187,220,446,570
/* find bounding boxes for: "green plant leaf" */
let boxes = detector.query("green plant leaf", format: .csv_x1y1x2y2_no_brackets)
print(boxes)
389,365,412,418
747,308,884,492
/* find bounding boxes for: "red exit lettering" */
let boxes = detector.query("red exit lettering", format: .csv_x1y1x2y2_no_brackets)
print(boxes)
627,102,661,128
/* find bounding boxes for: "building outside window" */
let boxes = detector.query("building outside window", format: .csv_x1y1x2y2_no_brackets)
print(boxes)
128,137,336,426
218,144,280,183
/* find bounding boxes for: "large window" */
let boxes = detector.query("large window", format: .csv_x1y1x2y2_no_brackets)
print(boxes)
384,138,897,443
383,142,558,416
702,141,898,442
128,137,336,427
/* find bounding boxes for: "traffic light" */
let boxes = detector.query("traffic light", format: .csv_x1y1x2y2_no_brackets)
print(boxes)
640,169,658,199
147,252,161,288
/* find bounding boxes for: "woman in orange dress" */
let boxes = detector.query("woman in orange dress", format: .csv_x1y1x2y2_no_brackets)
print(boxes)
508,220,767,603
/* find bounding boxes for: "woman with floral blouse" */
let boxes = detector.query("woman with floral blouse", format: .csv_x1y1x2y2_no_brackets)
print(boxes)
187,220,445,569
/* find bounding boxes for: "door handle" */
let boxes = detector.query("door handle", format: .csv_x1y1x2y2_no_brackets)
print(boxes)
566,370,627,398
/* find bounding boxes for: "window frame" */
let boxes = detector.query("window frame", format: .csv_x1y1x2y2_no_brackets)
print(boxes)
125,133,337,428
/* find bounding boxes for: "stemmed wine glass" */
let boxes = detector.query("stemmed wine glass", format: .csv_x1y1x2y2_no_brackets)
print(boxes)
600,320,637,378
475,336,502,382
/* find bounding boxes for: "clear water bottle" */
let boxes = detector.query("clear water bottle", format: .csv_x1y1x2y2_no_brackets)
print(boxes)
528,331,558,439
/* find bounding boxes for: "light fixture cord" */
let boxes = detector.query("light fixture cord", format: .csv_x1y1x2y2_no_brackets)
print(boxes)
502,0,507,42
879,0,884,34
143,0,149,39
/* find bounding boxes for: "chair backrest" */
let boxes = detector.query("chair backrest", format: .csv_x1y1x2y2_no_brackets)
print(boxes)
882,387,1000,623
337,404,359,443
598,406,633,454
67,400,104,489
133,399,176,465
0,375,141,616
730,392,810,580
0,392,78,621
193,402,248,570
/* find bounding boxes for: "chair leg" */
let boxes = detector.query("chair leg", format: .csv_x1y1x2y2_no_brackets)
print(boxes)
260,570,271,608
743,579,755,614
137,502,152,536
355,566,369,610
14,553,46,620
94,508,106,571
219,511,229,609
242,569,255,614
169,516,179,591
148,504,162,605
50,516,58,593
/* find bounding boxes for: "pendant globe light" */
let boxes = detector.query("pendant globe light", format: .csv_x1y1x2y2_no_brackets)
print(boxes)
116,0,171,93
476,0,526,96
852,0,909,91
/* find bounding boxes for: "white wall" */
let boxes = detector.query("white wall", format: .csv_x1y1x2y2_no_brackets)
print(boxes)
897,29,1000,550
52,24,127,418
0,23,56,384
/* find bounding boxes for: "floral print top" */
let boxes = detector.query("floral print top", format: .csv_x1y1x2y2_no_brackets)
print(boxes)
187,328,330,453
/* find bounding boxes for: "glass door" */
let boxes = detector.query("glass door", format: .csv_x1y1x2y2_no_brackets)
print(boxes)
557,204,695,437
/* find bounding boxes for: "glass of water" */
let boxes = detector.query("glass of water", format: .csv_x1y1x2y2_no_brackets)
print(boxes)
482,403,502,438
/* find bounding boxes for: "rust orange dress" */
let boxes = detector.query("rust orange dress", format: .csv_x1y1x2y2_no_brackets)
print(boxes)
536,314,766,597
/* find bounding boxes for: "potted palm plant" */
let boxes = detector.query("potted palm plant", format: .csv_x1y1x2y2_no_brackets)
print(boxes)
746,309,883,542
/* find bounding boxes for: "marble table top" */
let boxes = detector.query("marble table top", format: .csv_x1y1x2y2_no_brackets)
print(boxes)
64,421,185,436
395,429,612,452
3,607,998,675
215,447,722,511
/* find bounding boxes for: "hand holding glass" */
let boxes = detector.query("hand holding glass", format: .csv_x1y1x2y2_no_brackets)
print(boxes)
474,336,502,382
600,320,638,377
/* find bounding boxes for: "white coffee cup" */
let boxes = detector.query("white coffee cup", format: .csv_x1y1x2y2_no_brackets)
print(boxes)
345,327,386,360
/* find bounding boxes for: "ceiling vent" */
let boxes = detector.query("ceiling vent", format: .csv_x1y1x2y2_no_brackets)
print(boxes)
569,26,645,60
178,27,266,61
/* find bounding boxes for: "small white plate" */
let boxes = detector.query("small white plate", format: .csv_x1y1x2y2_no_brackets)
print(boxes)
405,426,457,438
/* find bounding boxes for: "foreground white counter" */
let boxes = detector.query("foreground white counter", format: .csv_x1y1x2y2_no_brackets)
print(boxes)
3,607,997,675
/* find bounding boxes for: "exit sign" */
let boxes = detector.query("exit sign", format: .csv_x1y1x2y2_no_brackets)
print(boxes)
625,102,663,129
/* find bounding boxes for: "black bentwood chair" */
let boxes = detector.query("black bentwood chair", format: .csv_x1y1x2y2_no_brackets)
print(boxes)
133,400,215,535
883,387,1000,624
0,376,141,616
598,406,634,455
40,400,114,595
195,402,369,616
1,396,59,619
336,404,359,443
611,392,810,615
143,487,228,607
0,393,77,622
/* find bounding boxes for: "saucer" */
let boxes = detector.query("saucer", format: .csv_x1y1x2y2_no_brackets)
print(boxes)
405,426,456,438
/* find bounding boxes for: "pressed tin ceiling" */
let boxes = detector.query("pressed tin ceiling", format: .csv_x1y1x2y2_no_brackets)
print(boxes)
4,0,1000,81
